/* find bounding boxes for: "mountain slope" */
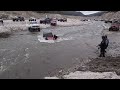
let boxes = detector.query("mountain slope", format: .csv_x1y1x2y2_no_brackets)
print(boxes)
85,11,107,16
37,11,85,16
100,11,120,20
0,11,64,19
59,11,85,16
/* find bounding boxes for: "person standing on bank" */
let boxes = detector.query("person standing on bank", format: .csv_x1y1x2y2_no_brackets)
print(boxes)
98,35,109,57
104,35,109,50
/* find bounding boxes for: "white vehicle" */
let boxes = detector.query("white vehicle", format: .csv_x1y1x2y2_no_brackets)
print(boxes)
28,24,40,32
29,17,38,24
29,21,38,24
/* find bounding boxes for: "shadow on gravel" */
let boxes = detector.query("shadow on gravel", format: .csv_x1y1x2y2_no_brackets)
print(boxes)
77,56,120,75
0,32,11,38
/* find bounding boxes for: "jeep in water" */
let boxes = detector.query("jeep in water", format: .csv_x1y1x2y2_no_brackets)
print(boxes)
43,31,58,40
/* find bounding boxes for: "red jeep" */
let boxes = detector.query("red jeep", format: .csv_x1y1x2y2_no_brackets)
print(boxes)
50,20,57,26
109,21,120,31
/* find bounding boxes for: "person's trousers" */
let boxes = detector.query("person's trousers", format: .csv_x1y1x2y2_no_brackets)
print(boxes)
99,49,105,57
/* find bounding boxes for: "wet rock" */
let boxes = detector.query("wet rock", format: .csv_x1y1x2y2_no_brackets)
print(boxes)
77,66,88,71
116,69,120,75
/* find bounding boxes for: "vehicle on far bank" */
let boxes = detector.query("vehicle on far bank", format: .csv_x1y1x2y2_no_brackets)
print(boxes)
99,19,105,21
50,19,57,26
81,19,88,21
29,17,36,22
94,19,99,21
40,18,52,24
58,18,67,22
109,21,120,31
0,19,4,25
29,17,37,24
105,20,112,23
12,16,25,22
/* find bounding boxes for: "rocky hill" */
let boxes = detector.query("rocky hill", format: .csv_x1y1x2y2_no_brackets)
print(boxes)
37,11,85,16
0,11,87,20
0,11,64,19
86,11,107,16
100,11,120,20
1,11,120,21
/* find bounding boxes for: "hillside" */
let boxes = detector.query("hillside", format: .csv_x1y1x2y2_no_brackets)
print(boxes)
57,11,84,16
0,11,64,19
1,11,119,20
86,11,107,16
0,11,88,21
0,11,86,20
100,11,120,20
37,11,85,16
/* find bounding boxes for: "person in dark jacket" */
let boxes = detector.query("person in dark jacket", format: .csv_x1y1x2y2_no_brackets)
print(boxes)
104,35,109,50
98,35,109,57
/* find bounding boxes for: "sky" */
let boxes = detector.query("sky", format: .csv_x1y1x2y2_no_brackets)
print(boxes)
76,11,101,15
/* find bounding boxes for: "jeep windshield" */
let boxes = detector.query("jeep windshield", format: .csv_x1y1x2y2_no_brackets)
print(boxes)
32,26,39,27
43,32,53,37
29,21,37,24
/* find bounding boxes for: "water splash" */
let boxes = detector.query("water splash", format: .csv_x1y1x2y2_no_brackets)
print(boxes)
37,35,74,43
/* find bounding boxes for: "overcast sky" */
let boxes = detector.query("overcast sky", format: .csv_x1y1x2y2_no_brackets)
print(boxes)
76,11,100,15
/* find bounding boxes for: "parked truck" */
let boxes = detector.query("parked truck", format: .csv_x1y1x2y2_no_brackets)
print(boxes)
12,16,25,22
109,20,120,31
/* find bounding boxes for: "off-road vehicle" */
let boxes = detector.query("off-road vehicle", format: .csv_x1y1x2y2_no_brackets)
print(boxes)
40,18,52,24
109,21,120,31
28,24,40,32
12,16,25,22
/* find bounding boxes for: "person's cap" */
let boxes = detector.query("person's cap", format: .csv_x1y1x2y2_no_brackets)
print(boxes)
102,35,105,37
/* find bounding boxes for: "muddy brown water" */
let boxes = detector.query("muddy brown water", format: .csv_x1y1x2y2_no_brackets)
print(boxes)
0,21,108,79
